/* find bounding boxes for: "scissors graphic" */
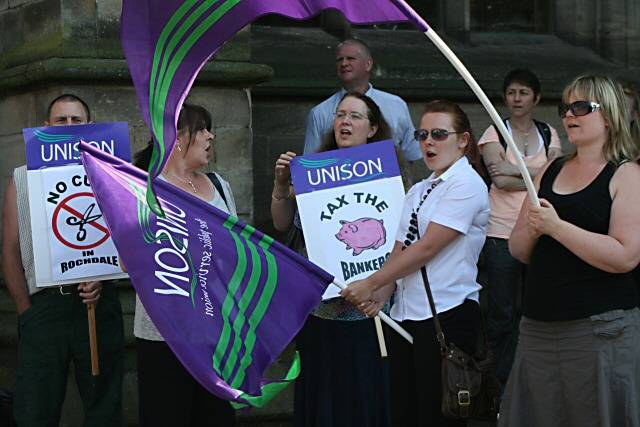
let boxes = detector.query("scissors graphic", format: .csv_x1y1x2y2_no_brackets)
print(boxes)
66,203,103,242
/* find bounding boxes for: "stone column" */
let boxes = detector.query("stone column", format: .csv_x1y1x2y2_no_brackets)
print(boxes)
445,0,471,39
622,0,640,67
554,0,598,46
599,0,628,64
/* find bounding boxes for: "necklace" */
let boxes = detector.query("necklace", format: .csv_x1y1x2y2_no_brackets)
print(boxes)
511,120,534,156
166,172,198,193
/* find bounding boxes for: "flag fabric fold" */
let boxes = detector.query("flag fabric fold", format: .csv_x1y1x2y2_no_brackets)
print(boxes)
80,141,332,408
121,0,425,214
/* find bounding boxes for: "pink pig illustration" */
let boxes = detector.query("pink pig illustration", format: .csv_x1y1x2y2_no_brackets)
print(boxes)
335,217,387,256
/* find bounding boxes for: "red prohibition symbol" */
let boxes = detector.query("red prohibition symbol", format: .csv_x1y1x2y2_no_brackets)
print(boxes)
52,192,111,250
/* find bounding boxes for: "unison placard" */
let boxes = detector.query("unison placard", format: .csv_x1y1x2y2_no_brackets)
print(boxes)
291,140,405,300
24,122,131,286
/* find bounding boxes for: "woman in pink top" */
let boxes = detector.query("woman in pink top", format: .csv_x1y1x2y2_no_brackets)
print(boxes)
477,69,562,388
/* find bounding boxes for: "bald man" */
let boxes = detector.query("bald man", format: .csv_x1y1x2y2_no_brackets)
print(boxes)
303,38,421,162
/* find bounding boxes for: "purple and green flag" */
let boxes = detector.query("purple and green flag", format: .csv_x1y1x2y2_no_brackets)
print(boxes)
80,142,332,408
121,0,428,215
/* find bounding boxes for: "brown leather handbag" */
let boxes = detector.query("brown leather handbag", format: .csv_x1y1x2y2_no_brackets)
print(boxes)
419,266,501,420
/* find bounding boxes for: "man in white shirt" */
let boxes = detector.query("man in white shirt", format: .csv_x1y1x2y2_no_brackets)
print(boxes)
303,38,422,162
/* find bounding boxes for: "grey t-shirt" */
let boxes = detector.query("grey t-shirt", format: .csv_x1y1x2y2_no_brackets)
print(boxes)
133,172,237,341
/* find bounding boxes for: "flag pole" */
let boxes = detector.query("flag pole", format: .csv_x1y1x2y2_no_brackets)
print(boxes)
373,316,388,357
392,1,540,206
87,301,100,376
332,279,413,344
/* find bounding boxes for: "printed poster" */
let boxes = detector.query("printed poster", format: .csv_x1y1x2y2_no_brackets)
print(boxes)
291,140,405,300
24,122,131,286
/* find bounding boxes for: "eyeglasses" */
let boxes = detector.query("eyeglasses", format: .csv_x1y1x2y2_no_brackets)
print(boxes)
335,111,368,121
414,128,462,142
558,101,602,118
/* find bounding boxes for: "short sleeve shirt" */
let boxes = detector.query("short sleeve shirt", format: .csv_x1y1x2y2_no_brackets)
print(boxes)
477,121,561,238
391,157,490,321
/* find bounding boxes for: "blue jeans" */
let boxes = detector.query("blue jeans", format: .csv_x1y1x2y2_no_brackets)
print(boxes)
482,237,525,385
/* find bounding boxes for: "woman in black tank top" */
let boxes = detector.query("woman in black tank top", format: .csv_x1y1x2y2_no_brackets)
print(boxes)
499,76,640,427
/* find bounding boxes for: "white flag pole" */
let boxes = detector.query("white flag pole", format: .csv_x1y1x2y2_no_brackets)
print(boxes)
392,1,540,206
373,316,388,357
332,279,413,345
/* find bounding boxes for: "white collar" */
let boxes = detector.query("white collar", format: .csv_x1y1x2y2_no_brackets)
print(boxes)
425,156,470,184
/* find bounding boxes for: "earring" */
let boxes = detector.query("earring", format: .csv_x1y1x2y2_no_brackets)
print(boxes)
177,145,182,152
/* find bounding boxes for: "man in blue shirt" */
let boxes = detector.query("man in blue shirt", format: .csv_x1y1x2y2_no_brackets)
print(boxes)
303,38,422,161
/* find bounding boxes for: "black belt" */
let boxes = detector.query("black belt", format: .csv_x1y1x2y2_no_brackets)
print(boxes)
35,285,79,296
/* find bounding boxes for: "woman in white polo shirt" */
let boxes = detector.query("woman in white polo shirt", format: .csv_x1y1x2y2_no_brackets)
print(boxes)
342,100,490,427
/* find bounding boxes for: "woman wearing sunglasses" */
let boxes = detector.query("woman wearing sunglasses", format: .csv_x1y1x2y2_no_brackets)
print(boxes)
271,92,395,427
502,75,640,426
476,69,563,389
342,100,489,426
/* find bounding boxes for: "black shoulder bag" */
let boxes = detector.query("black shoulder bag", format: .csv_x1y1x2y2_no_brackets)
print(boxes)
419,266,500,420
409,180,500,421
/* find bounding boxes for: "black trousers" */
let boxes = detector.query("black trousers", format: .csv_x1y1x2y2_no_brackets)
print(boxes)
136,339,235,427
386,299,480,427
294,316,391,427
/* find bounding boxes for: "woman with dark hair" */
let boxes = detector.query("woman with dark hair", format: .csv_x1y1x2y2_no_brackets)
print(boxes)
477,68,563,387
316,91,393,152
343,100,490,426
271,92,394,427
134,103,236,426
504,75,640,426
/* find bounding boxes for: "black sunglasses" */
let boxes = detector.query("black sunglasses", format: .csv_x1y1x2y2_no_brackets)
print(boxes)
414,128,462,142
558,101,601,118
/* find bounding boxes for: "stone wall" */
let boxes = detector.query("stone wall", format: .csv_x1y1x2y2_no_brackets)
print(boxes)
1,1,639,425
555,0,640,67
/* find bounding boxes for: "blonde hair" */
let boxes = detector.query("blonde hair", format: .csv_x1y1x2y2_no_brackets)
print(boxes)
562,75,638,163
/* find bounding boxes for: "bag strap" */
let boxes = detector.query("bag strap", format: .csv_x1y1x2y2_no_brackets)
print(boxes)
493,118,551,155
419,265,448,354
206,172,228,209
407,180,449,354
491,118,509,151
533,119,552,153
419,247,493,360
